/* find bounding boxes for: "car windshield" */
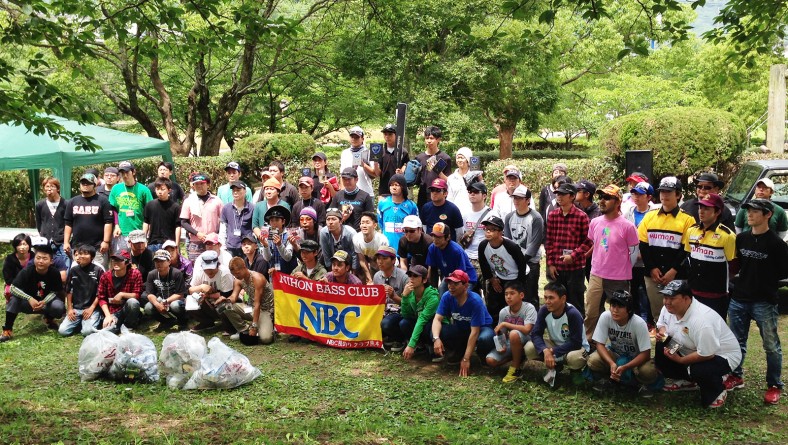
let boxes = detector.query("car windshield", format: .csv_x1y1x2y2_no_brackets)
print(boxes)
724,164,762,204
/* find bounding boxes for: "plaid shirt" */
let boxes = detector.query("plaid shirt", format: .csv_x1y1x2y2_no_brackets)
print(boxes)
97,268,144,314
545,205,592,271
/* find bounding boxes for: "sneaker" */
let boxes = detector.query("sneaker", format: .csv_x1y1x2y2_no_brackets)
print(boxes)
502,366,521,384
431,353,445,363
287,335,302,343
709,390,727,408
43,317,58,330
389,342,405,353
0,329,12,342
723,374,745,391
154,320,176,332
593,379,614,393
638,385,654,398
190,322,214,332
663,378,698,392
230,333,240,341
764,386,782,405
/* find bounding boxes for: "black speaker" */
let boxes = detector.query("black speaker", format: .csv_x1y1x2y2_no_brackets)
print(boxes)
625,150,653,183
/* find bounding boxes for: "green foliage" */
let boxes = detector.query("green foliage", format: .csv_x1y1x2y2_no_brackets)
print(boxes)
234,133,316,168
0,171,36,227
600,106,747,178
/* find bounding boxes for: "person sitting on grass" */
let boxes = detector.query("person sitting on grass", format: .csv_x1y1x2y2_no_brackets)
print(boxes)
353,212,389,284
524,282,588,385
97,250,143,334
163,240,193,283
587,290,659,395
58,244,103,337
485,281,537,384
291,240,327,281
142,249,188,332
1,238,65,342
373,246,408,350
430,269,495,377
390,265,442,360
225,257,275,345
188,250,235,332
322,250,363,285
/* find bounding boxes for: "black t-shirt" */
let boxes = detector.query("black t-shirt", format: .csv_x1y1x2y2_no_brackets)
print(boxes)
397,233,433,268
148,181,185,204
330,189,374,232
64,194,114,248
244,252,270,281
66,263,102,309
378,148,411,196
415,150,452,208
131,249,155,282
12,265,63,299
143,199,182,244
143,267,187,300
733,229,788,304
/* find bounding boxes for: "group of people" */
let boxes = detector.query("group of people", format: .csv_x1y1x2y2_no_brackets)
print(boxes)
2,124,787,409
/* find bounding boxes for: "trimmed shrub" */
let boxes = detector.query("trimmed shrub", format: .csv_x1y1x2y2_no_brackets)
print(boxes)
600,107,746,179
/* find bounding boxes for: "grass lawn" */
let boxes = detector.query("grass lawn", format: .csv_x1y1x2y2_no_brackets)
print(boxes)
2,300,788,445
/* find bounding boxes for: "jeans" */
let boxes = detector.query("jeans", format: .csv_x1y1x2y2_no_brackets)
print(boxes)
147,243,163,254
6,296,66,318
144,299,186,326
438,322,495,359
53,244,72,271
524,261,541,308
728,299,783,388
58,308,102,337
105,298,141,333
381,314,432,347
380,313,404,341
630,266,651,323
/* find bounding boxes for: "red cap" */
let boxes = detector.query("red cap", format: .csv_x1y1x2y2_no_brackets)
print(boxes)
429,178,448,190
696,193,724,211
445,269,470,284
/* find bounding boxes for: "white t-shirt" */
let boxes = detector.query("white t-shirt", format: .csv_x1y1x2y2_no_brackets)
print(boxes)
462,207,491,260
657,300,742,370
352,232,389,264
340,146,377,196
483,242,520,281
497,303,538,333
592,311,651,357
193,250,234,275
189,266,235,294
447,170,472,215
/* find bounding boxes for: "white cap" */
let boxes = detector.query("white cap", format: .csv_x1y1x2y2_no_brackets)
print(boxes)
757,177,775,190
402,215,422,229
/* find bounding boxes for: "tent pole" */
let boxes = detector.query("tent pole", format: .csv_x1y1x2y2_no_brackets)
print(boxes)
28,169,41,207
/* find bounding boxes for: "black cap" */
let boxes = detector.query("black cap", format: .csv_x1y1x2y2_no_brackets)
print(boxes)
742,198,774,213
264,205,292,226
609,290,633,309
659,280,691,297
482,216,505,230
229,181,246,189
299,239,320,252
312,152,327,162
467,182,487,194
556,183,577,195
694,172,724,189
241,233,258,244
575,180,597,195
407,265,428,278
341,167,358,178
118,161,135,172
382,124,397,133
656,176,682,192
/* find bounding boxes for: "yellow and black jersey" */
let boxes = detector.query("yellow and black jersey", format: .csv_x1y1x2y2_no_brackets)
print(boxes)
637,206,695,276
684,222,736,294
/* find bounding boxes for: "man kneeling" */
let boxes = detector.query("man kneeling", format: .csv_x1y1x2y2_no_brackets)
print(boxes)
224,257,275,345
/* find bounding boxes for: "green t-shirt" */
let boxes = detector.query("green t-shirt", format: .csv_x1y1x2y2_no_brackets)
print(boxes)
734,202,788,233
109,181,153,236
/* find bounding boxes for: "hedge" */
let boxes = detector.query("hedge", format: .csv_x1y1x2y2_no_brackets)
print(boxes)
599,107,746,179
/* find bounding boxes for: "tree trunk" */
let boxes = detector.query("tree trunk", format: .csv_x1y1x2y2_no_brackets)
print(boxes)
498,125,516,159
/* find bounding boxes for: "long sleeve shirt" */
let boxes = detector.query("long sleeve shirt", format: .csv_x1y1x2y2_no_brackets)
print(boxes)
97,269,143,314
531,304,585,358
545,206,592,271
399,286,441,348
637,206,695,276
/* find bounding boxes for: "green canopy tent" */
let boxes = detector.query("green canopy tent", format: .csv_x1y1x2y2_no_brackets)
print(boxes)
0,116,173,201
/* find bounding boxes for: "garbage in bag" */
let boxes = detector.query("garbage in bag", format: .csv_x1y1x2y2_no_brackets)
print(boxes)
109,327,159,383
183,337,261,389
159,332,207,389
78,330,119,382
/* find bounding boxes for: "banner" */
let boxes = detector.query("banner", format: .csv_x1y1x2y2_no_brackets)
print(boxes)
272,272,386,349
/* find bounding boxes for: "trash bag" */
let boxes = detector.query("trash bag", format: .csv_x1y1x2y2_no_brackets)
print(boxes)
183,337,261,390
109,328,159,383
78,330,119,382
159,332,207,389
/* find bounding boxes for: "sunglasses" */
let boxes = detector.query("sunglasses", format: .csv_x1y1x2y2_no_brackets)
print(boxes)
468,190,483,195
697,185,715,190
404,229,418,234
598,195,617,201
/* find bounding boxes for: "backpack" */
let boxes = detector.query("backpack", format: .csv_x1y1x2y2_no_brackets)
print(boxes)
404,159,422,186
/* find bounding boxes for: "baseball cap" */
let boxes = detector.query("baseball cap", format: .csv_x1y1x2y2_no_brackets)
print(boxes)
576,180,597,195
659,280,691,297
331,250,351,264
511,184,531,199
556,183,577,195
382,124,397,133
341,167,358,178
225,161,242,172
375,246,397,259
261,170,274,179
348,126,364,137
429,178,448,190
630,181,654,196
553,163,568,174
300,239,320,252
609,290,633,308
742,198,774,213
694,172,724,189
110,249,131,262
128,230,147,244
482,216,505,230
656,176,682,192
445,269,470,284
312,152,328,162
696,193,724,210
118,161,135,172
162,240,178,249
204,233,220,244
407,265,428,278
104,167,119,175
468,182,488,194
190,173,209,184
79,173,98,185
241,233,258,244
596,184,622,199
626,172,649,183
326,207,343,219
153,249,171,261
229,180,246,189
756,177,775,190
430,222,449,237
504,167,522,179
263,177,281,189
298,176,314,187
199,250,220,269
403,215,422,229
31,236,54,255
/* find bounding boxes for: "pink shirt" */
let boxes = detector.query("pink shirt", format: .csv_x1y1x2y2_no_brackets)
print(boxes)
179,193,223,242
588,214,639,280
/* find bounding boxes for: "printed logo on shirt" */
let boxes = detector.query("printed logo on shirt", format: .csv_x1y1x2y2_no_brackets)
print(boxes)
600,227,611,252
451,313,472,323
739,248,768,260
490,254,507,275
689,244,726,262
647,231,682,249
560,322,570,340
72,205,100,215
439,214,447,220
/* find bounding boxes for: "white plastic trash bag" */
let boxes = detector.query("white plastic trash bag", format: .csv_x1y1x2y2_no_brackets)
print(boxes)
183,337,261,390
159,332,207,389
109,328,160,383
78,330,119,382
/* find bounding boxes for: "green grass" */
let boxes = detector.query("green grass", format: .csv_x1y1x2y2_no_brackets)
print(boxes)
2,307,788,445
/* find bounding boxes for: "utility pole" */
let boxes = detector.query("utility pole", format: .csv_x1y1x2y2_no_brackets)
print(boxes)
766,64,786,153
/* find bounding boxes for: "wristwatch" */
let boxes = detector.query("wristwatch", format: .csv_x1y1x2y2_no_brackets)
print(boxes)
251,322,258,329
432,336,441,343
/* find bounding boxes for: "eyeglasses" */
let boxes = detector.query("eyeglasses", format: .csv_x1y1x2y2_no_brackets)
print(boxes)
468,190,483,195
404,229,418,233
697,185,715,190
